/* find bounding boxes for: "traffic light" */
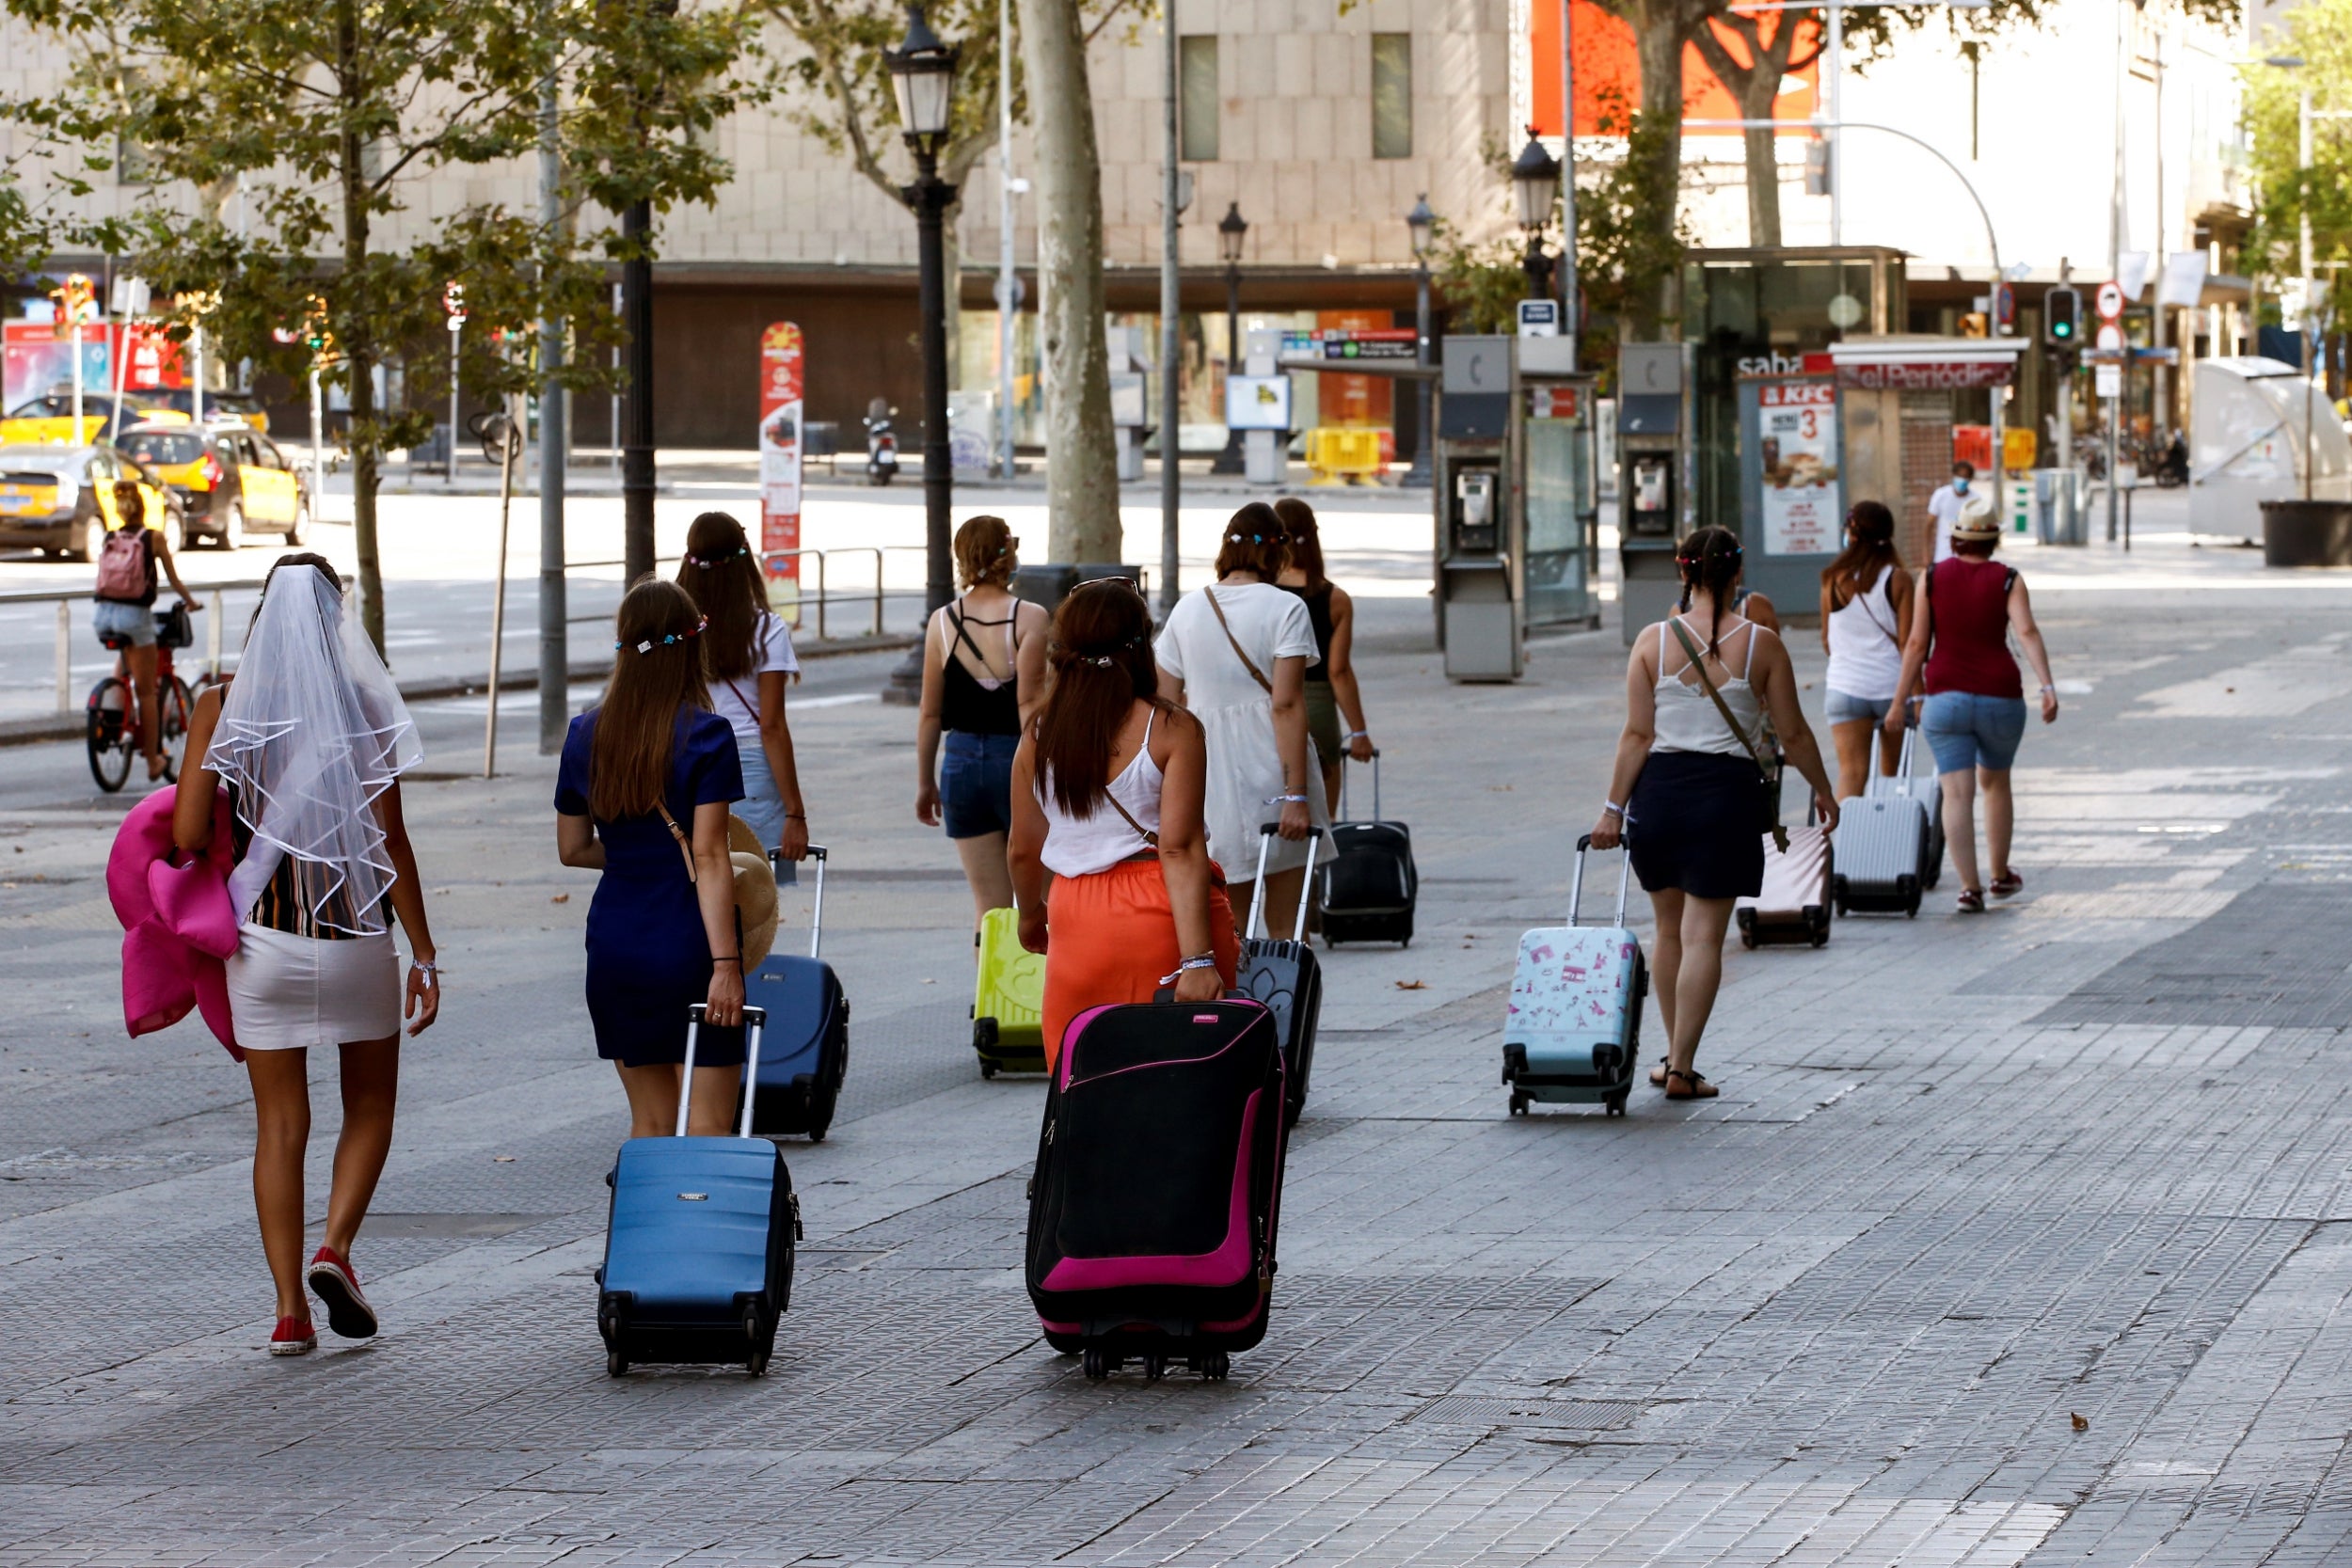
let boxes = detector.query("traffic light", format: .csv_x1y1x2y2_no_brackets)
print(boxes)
2045,285,2081,346
46,282,69,341
302,294,335,362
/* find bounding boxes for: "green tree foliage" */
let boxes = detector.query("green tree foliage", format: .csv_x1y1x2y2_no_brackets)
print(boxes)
1,0,762,653
2243,0,2352,322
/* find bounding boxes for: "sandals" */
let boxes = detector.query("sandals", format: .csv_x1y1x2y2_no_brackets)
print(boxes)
1662,1068,1718,1101
1648,1056,1670,1087
1957,888,1986,914
1990,870,2024,898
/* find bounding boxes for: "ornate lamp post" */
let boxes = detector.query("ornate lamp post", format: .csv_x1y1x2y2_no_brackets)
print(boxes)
1211,201,1248,475
1511,130,1560,302
1404,195,1436,490
882,5,961,704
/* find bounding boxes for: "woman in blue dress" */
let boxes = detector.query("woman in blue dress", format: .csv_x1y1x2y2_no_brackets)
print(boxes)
556,579,749,1137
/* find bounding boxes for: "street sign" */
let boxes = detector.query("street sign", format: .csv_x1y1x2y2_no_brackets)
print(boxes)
1281,328,1418,361
2096,324,2125,353
1994,282,2015,334
758,322,804,610
1516,299,1560,339
2095,364,2122,397
2095,280,2124,322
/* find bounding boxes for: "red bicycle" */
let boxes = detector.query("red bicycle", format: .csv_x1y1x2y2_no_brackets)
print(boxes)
87,602,213,792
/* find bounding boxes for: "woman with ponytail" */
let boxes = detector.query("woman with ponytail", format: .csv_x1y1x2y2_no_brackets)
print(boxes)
1153,501,1328,940
1008,579,1238,1069
675,512,811,863
1590,526,1837,1101
1817,499,1915,800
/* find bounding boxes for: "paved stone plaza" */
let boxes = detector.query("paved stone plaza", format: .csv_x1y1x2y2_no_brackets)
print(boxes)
2,524,2348,1566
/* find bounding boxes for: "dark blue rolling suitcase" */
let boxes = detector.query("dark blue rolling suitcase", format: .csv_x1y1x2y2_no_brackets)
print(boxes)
599,1004,802,1377
739,846,849,1140
1236,823,1325,1129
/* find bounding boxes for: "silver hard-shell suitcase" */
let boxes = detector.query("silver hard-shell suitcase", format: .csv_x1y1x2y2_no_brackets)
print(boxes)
1833,733,1926,919
1866,721,1945,889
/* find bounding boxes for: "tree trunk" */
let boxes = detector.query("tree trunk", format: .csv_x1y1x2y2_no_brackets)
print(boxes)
336,0,385,655
1628,9,1686,341
1740,69,1781,248
1015,0,1120,562
943,212,963,394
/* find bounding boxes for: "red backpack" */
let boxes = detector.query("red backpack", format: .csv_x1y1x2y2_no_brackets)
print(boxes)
95,526,150,603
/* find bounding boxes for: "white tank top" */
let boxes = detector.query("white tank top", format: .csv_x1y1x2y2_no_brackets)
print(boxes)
1039,709,1164,878
1651,617,1767,756
1824,565,1902,701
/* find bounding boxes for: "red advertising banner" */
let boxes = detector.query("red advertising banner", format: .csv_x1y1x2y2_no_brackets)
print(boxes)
3,322,186,408
758,322,804,616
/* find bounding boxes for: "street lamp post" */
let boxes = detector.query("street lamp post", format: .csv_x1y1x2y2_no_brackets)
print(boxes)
1511,131,1561,302
1212,201,1248,476
1405,195,1436,490
883,4,961,705
620,198,655,583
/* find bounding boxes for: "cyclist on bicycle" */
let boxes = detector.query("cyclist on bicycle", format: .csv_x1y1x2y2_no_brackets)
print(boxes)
92,481,197,783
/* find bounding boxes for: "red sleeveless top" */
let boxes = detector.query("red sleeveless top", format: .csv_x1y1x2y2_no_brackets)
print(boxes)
1922,558,2021,699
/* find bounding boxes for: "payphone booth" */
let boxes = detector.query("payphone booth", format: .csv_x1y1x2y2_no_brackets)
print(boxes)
1617,342,1693,644
1432,336,1600,681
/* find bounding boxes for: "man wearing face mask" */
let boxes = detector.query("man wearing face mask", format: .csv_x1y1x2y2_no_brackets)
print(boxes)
1927,461,1975,563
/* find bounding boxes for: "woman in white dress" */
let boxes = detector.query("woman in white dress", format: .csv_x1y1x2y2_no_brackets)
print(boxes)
1154,503,1328,938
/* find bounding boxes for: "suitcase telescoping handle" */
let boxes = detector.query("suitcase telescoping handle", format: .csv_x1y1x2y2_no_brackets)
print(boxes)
771,845,829,959
1569,833,1632,929
1250,821,1328,942
1341,748,1381,822
681,1002,769,1139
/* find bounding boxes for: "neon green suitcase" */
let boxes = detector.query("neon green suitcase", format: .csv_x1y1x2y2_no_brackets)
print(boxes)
972,905,1048,1077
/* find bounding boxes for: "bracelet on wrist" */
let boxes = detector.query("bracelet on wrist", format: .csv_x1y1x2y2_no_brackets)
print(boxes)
1158,953,1221,987
1265,793,1310,805
712,956,741,966
1601,801,1626,819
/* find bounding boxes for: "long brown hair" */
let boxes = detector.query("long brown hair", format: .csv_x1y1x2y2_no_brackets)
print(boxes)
675,511,770,682
589,578,710,821
1821,499,1902,606
1033,578,1163,818
1675,525,1745,658
1215,501,1289,580
1272,497,1326,592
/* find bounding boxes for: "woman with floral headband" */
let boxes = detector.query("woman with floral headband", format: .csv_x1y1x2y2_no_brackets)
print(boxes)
555,578,749,1138
675,511,811,862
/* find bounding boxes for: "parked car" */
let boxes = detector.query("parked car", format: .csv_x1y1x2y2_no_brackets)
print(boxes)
122,387,272,435
0,442,186,562
0,390,188,447
117,420,307,548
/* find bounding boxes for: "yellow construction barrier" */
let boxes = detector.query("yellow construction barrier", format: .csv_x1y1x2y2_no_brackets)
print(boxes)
1305,426,1386,485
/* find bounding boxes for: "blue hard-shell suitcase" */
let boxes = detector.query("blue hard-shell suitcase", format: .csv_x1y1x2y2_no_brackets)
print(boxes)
1502,837,1648,1117
599,1004,802,1376
740,846,849,1140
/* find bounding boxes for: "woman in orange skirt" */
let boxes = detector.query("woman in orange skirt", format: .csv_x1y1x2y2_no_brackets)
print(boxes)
1009,579,1239,1069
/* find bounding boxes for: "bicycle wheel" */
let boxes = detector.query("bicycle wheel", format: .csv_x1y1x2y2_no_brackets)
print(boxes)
86,677,134,793
158,676,194,784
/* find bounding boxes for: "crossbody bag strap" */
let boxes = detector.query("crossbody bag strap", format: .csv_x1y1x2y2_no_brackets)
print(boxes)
1666,618,1774,781
1203,587,1274,694
654,800,698,883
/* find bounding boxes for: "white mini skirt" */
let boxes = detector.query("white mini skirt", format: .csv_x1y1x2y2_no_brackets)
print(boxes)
226,923,402,1050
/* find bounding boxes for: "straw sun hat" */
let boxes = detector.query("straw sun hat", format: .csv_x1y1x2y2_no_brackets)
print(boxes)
1951,490,2002,543
728,816,780,968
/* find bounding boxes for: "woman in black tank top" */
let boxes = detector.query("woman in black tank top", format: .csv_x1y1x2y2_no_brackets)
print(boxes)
1272,499,1374,816
916,515,1049,923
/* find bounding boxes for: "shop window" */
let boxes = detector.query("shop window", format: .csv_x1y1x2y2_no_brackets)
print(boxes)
1372,35,1412,160
1181,37,1219,163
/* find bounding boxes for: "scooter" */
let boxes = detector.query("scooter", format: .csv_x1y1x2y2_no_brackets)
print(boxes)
864,399,898,486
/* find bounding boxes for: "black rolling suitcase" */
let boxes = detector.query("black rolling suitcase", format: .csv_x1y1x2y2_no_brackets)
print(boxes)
1317,752,1416,946
1025,997,1287,1382
1236,823,1326,1128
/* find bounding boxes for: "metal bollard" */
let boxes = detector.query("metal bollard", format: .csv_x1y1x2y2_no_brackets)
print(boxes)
55,601,70,712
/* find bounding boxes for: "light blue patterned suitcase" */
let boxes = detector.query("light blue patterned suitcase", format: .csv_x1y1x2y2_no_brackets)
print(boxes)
1502,836,1647,1117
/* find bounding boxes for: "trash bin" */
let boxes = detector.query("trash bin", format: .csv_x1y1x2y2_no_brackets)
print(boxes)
1011,562,1148,615
2033,469,2086,546
2258,499,2352,566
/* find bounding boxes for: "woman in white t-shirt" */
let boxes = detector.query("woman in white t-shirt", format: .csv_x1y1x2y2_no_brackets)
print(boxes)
1816,499,1915,800
1154,502,1329,940
675,512,811,861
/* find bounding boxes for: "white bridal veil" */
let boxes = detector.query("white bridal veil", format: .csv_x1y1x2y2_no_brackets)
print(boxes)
213,566,421,934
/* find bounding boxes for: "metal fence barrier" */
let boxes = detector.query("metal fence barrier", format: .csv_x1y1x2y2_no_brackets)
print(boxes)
0,579,262,712
562,545,930,643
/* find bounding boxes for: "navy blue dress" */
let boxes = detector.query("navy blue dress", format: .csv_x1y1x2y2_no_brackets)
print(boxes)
556,708,746,1068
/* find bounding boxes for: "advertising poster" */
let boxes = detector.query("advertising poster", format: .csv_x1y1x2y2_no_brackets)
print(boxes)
757,322,804,616
1756,380,1840,556
3,323,108,409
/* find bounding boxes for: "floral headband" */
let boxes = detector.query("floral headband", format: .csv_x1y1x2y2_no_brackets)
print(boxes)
1226,531,1270,544
683,546,749,568
1677,544,1743,564
618,614,707,653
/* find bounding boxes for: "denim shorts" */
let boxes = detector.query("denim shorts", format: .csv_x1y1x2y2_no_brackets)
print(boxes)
1823,688,1891,725
92,599,156,648
1922,690,2027,773
941,729,1018,839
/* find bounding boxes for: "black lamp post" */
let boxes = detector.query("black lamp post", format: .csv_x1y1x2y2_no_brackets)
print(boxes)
882,4,961,705
1511,130,1560,302
1404,195,1436,490
1211,201,1248,476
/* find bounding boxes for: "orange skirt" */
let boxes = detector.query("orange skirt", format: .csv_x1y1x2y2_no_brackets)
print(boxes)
1041,858,1241,1071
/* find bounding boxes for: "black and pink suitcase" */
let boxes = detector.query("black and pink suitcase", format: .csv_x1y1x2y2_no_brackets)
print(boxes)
1025,998,1287,1382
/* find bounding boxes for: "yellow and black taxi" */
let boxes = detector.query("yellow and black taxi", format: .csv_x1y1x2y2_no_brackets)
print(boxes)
117,420,308,549
0,442,187,562
120,387,272,435
0,391,188,447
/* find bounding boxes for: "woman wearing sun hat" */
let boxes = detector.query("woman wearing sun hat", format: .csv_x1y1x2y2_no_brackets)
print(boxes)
1884,490,2060,913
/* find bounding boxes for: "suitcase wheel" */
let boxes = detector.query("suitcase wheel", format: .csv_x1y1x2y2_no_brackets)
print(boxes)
1740,931,1757,950
747,1351,768,1377
1195,1350,1230,1382
1083,1348,1110,1380
606,1351,628,1378
1508,1090,1530,1117
980,1062,998,1080
1606,1093,1628,1117
1144,1354,1166,1382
